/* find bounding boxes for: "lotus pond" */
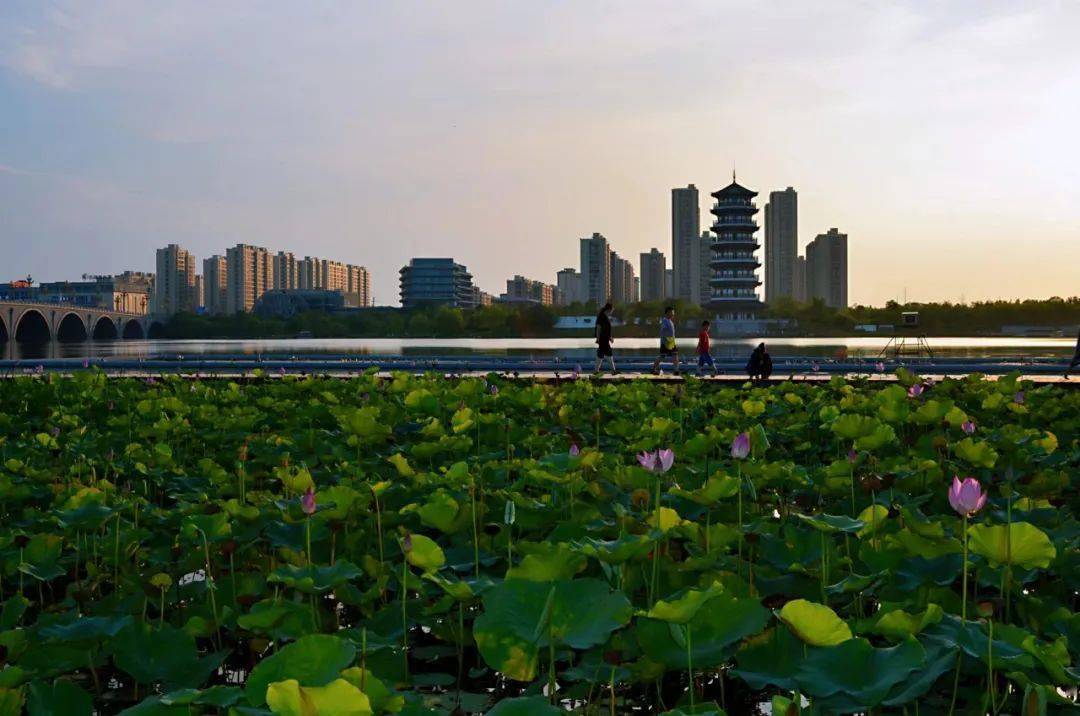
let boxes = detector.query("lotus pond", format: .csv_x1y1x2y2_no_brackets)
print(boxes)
0,371,1076,715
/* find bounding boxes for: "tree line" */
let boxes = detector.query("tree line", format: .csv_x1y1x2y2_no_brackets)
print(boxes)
162,296,1079,339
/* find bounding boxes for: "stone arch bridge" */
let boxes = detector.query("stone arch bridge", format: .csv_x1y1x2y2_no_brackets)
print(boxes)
0,301,165,343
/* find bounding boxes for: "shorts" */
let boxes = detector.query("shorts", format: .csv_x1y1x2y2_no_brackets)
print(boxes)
596,341,612,358
659,338,677,356
698,353,714,367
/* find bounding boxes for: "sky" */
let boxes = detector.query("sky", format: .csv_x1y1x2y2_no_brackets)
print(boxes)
1,1,1078,307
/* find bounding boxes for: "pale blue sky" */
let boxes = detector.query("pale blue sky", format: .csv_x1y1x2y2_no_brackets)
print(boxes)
2,1,1078,305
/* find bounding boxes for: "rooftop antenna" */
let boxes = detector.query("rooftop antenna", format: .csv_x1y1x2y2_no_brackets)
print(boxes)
732,166,736,184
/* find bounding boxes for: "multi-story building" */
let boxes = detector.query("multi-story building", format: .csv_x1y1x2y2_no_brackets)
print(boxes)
698,231,713,304
664,269,673,299
155,244,198,316
793,256,807,303
194,275,204,311
764,187,798,303
639,248,667,302
346,265,372,307
708,178,763,319
671,185,701,303
806,228,848,308
609,252,636,305
399,258,477,309
556,268,582,306
579,233,612,306
203,255,227,315
501,275,556,305
225,244,275,314
273,251,300,290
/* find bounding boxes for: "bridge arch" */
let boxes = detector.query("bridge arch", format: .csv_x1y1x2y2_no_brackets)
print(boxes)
0,315,7,343
92,315,119,340
147,321,165,339
122,319,145,339
56,312,89,342
15,310,50,343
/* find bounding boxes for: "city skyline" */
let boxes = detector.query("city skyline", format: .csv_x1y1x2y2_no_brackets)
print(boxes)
2,3,1079,305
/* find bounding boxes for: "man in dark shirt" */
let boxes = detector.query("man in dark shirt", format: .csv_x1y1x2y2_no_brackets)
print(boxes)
593,302,616,374
1066,329,1080,379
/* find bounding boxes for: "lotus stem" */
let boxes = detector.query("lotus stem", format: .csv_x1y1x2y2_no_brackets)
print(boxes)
686,622,694,708
401,554,409,678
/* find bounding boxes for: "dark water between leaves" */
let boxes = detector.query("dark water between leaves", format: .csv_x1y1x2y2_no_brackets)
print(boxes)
2,336,1074,362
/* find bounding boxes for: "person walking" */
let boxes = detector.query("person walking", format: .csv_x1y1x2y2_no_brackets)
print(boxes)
696,320,718,376
593,302,617,374
652,306,680,375
1066,328,1080,379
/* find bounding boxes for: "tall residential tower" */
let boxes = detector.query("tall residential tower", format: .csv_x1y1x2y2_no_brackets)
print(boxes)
764,187,798,303
154,244,197,316
806,228,848,309
671,185,701,303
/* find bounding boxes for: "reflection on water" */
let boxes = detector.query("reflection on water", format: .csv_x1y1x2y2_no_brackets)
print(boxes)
1,335,1075,362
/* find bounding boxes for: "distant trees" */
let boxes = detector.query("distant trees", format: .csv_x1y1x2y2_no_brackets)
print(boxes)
162,296,1079,339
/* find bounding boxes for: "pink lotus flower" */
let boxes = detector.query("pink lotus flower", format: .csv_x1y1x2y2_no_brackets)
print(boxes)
731,432,751,460
811,362,820,372
961,420,976,435
82,360,89,369
301,487,317,515
948,477,987,517
908,383,925,398
490,385,499,396
847,447,858,464
1013,391,1025,405
569,443,580,457
637,449,674,473
875,362,886,373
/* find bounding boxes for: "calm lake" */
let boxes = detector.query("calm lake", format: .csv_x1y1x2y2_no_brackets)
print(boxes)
3,336,1075,361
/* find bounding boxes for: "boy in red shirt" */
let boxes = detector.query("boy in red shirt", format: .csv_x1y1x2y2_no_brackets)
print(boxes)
696,320,718,375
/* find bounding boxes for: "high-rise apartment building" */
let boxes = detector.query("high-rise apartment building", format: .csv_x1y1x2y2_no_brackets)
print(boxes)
225,244,275,314
194,275,204,311
399,258,477,309
708,179,763,319
639,248,667,302
609,252,636,305
806,228,848,309
274,252,300,290
154,244,197,316
793,256,807,303
664,269,673,299
203,255,227,315
556,268,582,306
698,231,713,304
671,185,701,303
764,187,798,303
579,233,612,306
347,265,372,307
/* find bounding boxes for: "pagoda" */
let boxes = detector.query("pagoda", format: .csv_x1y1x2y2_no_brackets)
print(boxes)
708,175,763,319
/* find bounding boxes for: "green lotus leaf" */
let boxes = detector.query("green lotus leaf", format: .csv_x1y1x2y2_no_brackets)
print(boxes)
796,637,925,709
245,634,356,707
660,704,727,716
796,513,865,534
572,534,653,564
403,534,445,572
267,560,364,593
951,438,998,469
485,696,560,715
266,678,372,716
115,696,189,715
451,407,475,434
387,453,415,477
417,490,464,533
671,474,740,505
473,579,632,681
109,623,227,691
637,591,770,668
39,615,132,644
237,599,315,641
732,626,805,691
856,505,889,537
159,686,244,708
831,414,877,440
870,604,943,640
644,582,725,624
778,599,852,647
913,400,951,425
338,668,403,714
26,679,92,716
855,424,896,451
506,544,586,581
967,521,1056,570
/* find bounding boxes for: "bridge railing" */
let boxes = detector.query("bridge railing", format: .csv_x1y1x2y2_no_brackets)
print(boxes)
0,299,146,318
